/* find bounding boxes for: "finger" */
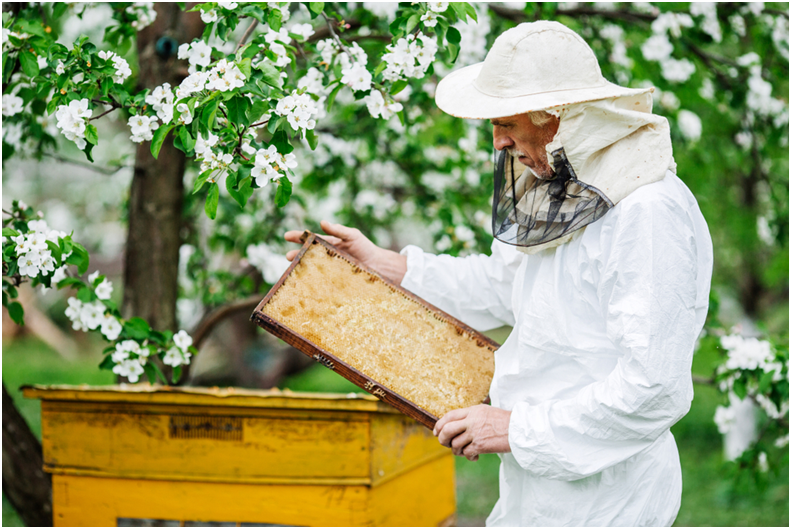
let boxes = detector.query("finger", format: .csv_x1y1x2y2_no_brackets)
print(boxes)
284,230,305,244
462,442,479,460
315,234,343,246
434,408,469,436
286,249,299,261
437,419,468,448
320,220,358,241
451,432,473,457
467,454,479,462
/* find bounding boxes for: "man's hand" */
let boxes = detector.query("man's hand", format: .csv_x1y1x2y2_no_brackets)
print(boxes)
284,220,407,285
433,404,512,461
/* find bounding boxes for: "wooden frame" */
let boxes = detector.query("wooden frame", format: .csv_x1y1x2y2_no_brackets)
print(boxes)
250,232,499,429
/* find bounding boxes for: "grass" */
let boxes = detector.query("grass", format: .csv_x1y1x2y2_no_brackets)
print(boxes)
2,332,788,527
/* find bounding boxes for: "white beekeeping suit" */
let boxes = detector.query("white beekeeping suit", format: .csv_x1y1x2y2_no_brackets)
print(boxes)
404,20,715,526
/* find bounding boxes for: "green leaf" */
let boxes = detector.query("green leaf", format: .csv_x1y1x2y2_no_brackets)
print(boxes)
226,95,250,127
150,123,174,159
450,2,468,22
2,228,20,237
193,172,210,194
228,175,254,208
6,302,24,325
465,3,478,22
57,277,85,290
66,243,90,275
172,365,182,384
19,50,40,77
325,83,343,112
99,354,115,371
248,99,269,123
405,13,420,34
85,123,99,145
83,142,95,163
390,80,408,95
205,183,220,219
257,61,283,88
46,240,62,266
271,130,293,154
447,43,460,64
308,2,324,18
733,377,747,400
76,286,95,303
124,317,151,340
200,98,219,130
446,26,462,45
267,8,282,31
274,176,292,207
178,126,196,153
759,370,775,393
306,128,318,150
237,57,252,79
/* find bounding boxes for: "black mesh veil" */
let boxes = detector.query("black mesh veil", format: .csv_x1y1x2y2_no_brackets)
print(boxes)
492,147,614,248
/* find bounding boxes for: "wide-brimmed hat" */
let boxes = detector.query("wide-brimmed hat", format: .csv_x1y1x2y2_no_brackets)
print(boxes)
435,21,652,120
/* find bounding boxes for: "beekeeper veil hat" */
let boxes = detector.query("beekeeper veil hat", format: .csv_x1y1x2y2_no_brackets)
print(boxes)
435,21,676,253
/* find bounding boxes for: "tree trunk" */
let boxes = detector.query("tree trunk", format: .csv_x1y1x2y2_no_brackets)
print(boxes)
2,383,52,527
122,4,202,333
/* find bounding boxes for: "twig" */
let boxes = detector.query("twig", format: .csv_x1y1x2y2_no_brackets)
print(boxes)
42,153,128,175
692,374,715,385
190,295,264,349
234,19,259,54
321,12,351,55
88,106,118,122
249,118,270,128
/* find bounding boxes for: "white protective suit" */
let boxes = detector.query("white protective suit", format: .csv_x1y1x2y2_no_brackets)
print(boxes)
400,170,713,526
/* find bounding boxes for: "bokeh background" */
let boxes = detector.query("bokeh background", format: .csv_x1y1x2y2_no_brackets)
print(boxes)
3,2,788,526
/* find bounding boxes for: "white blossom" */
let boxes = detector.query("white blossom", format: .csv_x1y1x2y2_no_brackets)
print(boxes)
246,243,290,283
420,10,440,27
721,334,775,371
290,23,314,40
266,28,292,45
113,358,145,383
55,99,92,149
17,251,42,277
173,329,193,351
2,93,24,116
714,404,737,434
428,2,449,12
145,83,176,124
206,59,246,92
660,57,695,83
269,42,292,68
126,2,157,30
98,50,132,84
200,9,218,23
677,110,702,142
179,40,212,72
163,346,191,367
95,278,113,300
690,2,721,43
100,314,123,340
651,12,694,38
177,71,209,98
641,34,673,62
364,90,403,120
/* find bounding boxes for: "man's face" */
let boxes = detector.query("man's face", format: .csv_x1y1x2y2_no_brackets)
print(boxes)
491,113,560,179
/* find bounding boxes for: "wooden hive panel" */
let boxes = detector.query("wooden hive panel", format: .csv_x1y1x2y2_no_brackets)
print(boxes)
252,233,498,428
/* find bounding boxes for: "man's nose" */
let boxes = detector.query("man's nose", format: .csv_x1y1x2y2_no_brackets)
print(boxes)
492,128,513,151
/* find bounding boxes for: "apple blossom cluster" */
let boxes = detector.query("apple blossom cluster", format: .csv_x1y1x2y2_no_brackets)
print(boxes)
164,329,194,367
677,110,702,142
55,99,92,149
8,220,65,280
178,40,213,73
640,12,696,83
97,50,132,84
381,35,438,82
251,145,297,187
363,91,403,120
274,91,320,132
246,243,291,284
127,114,160,143
420,2,449,28
125,2,157,30
145,83,175,123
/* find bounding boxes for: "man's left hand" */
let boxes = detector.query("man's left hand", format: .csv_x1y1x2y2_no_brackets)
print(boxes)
433,405,512,461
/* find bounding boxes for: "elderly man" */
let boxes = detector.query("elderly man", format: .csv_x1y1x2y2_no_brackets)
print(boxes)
286,21,713,526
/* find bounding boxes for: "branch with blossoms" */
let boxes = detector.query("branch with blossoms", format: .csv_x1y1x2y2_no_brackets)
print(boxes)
2,202,195,385
2,1,477,220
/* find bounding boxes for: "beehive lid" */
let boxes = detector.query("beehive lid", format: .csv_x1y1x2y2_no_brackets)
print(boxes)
251,233,498,429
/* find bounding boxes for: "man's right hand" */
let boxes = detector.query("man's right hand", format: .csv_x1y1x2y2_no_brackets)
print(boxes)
284,220,408,285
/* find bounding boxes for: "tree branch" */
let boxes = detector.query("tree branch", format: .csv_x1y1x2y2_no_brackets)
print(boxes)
321,12,351,55
488,5,657,25
692,374,715,385
88,106,118,122
234,19,259,54
41,153,129,175
190,295,263,349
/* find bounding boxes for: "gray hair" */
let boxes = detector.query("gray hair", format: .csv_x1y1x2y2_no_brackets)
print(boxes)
529,111,555,128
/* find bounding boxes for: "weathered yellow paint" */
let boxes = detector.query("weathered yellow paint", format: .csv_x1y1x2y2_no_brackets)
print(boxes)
26,385,456,526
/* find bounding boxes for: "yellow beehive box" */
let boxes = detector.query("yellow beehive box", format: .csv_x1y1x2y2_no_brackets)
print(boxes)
23,384,456,527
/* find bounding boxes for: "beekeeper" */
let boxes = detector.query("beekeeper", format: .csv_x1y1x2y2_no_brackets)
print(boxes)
286,21,713,527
